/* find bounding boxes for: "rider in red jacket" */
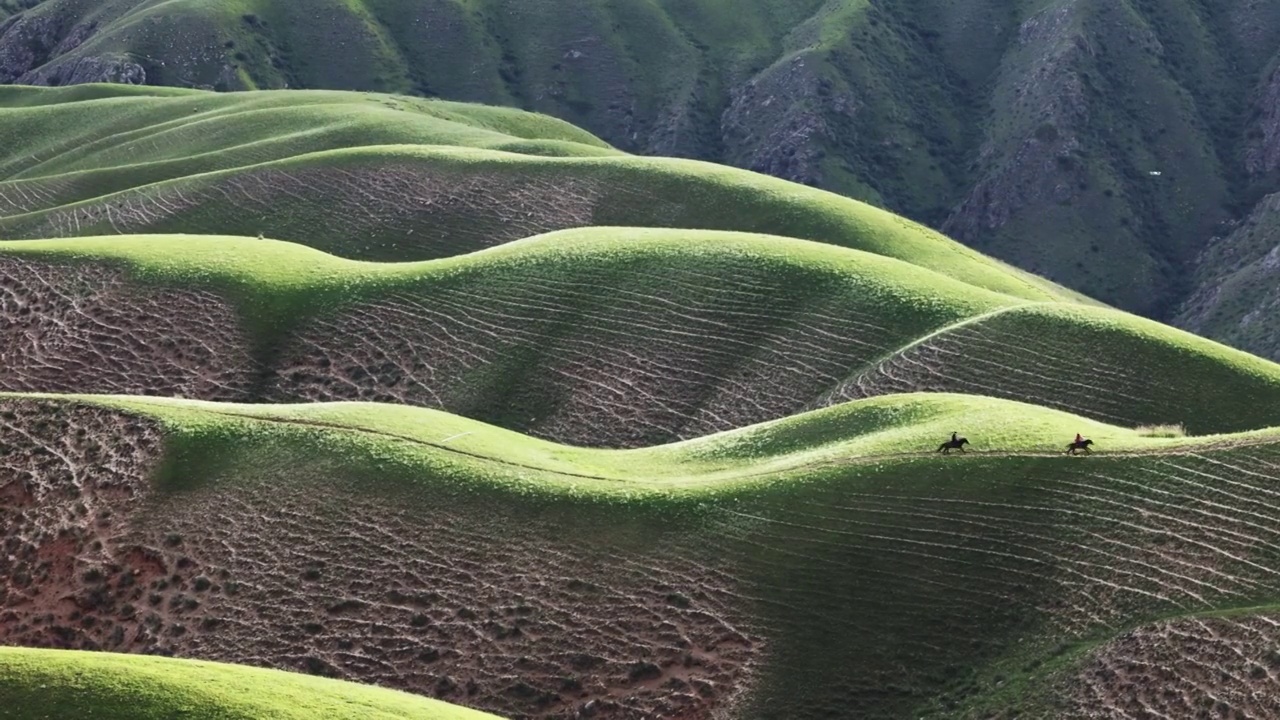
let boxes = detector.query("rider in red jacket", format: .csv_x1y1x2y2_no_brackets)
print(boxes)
1075,433,1084,444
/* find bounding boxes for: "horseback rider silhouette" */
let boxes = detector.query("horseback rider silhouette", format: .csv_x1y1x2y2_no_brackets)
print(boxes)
1067,434,1094,455
938,432,969,454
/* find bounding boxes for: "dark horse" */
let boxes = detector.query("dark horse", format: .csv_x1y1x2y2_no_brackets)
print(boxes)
1066,438,1094,455
937,437,970,454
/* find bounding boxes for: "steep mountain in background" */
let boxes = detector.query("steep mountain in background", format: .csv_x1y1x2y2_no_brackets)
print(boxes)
1175,182,1280,360
5,0,1280,344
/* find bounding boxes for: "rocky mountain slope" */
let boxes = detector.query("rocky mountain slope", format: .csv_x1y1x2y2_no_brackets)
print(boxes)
2,0,1280,356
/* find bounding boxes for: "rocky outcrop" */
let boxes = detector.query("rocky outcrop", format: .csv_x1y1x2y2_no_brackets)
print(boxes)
22,54,144,85
1176,192,1280,361
720,52,855,188
0,8,144,86
1246,64,1280,176
943,121,1086,239
943,2,1092,254
0,10,62,82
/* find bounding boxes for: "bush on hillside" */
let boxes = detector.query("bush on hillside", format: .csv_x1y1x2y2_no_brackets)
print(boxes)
1134,423,1187,438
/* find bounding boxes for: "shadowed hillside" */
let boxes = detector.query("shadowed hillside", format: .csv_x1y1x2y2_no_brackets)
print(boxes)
2,232,1279,445
1176,191,1280,363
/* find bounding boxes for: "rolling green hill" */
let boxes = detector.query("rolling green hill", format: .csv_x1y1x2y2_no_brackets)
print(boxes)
0,647,501,719
3,0,1280,326
0,85,1076,302
3,391,1280,718
820,302,1280,434
2,231,1278,448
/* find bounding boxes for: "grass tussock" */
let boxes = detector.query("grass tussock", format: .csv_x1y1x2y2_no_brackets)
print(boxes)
1135,423,1187,438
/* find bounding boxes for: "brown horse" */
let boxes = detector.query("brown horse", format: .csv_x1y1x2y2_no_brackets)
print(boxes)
1066,438,1094,455
937,437,970,454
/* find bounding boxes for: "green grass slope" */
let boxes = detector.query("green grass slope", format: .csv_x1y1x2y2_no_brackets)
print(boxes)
0,230,1016,446
823,302,1280,435
2,43,1280,720
0,647,501,719
57,391,1251,490
0,84,615,210
4,0,1280,320
0,85,615,173
4,392,1280,719
0,84,1073,303
2,231,1278,446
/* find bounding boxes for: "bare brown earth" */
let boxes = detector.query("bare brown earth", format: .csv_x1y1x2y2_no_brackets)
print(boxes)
0,400,164,651
1065,613,1280,719
0,256,257,399
0,254,928,447
0,162,625,260
0,400,759,719
9,398,1280,717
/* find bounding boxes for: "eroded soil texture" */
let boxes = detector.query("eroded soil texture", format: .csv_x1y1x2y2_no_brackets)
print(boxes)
12,249,1272,452
1066,613,1280,719
2,163,608,262
8,399,1280,718
265,260,918,448
0,400,760,719
0,257,256,399
0,253,941,447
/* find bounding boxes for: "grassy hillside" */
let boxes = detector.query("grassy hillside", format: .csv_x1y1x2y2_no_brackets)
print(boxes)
0,84,1077,303
822,303,1280,434
3,391,1280,719
3,0,1280,322
952,603,1280,717
0,86,616,189
3,232,1279,446
0,647,501,719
